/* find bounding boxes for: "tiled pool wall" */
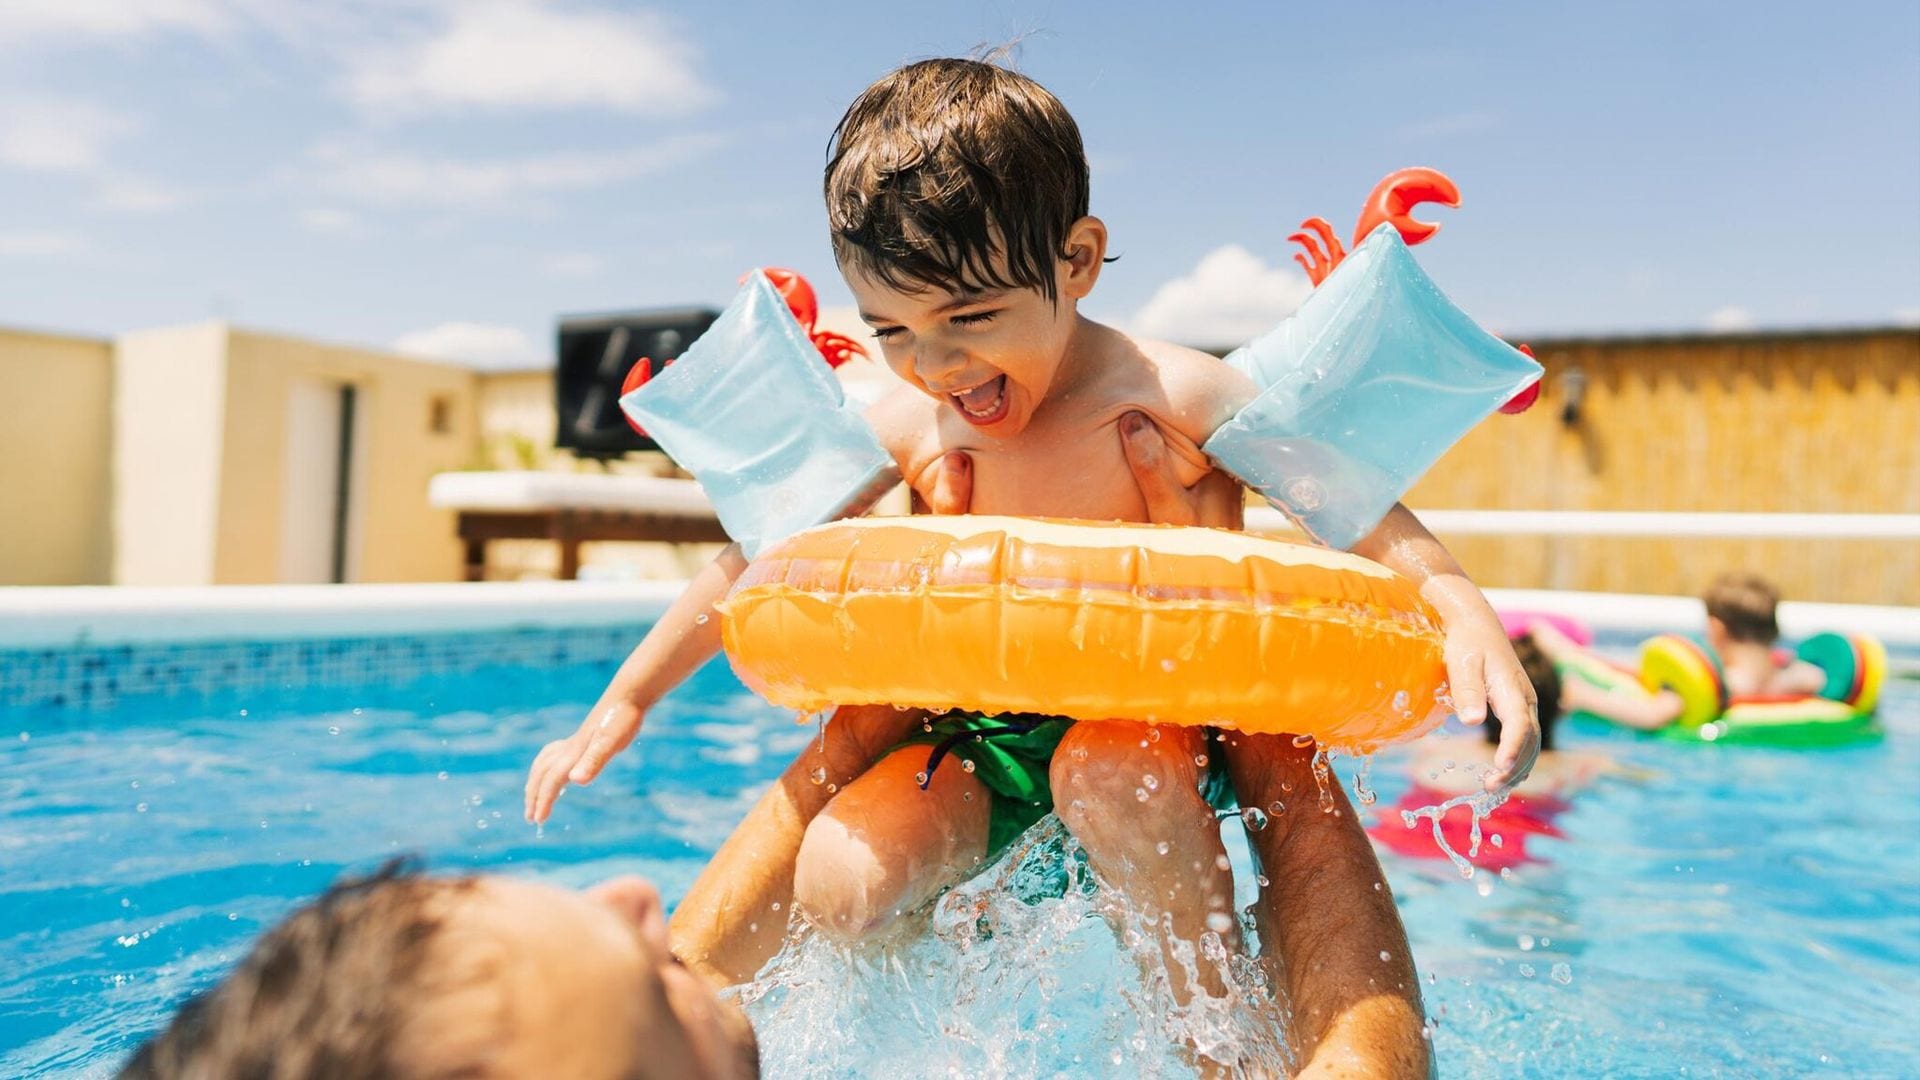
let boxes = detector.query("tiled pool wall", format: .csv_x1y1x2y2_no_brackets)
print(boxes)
0,623,653,711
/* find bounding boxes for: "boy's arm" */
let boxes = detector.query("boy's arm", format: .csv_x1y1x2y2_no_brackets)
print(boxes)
1349,505,1541,792
525,543,748,823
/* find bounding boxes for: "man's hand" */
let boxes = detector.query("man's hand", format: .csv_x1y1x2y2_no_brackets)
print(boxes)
1118,411,1244,529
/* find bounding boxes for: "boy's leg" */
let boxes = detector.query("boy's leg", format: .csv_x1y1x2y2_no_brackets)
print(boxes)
1224,733,1430,1079
1050,720,1239,1003
669,704,922,986
794,746,991,940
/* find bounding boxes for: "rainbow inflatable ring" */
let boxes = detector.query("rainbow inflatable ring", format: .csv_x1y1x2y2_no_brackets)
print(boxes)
1560,632,1886,747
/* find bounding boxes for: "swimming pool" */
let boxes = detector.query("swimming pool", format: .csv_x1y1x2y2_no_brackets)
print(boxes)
3,621,1916,1077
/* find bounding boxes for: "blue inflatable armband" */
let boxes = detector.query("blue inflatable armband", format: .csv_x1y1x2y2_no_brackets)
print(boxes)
620,271,901,556
1203,223,1542,549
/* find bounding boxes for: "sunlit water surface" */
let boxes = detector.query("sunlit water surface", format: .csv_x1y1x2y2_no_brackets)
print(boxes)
3,631,1915,1077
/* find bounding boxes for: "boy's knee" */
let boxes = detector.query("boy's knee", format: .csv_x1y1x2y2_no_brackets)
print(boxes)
793,814,891,941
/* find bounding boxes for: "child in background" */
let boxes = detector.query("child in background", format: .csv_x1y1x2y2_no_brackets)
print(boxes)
1532,571,1824,731
1373,633,1623,873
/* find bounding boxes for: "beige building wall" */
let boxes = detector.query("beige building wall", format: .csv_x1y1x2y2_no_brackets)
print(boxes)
1403,327,1920,605
0,327,114,585
216,329,478,584
114,323,230,586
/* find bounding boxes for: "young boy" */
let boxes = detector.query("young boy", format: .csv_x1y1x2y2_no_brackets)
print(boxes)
525,56,1537,1045
1532,571,1824,730
120,863,758,1080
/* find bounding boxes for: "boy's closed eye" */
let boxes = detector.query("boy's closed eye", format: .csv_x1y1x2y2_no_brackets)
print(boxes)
870,309,1000,341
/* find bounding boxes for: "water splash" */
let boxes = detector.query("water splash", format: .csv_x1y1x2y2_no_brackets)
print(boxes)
1399,788,1511,878
736,817,1295,1078
1310,747,1338,814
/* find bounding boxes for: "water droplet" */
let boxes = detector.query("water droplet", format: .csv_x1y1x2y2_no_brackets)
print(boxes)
1255,873,1269,887
1240,807,1269,831
1518,963,1536,978
476,819,488,829
1193,753,1209,767
914,770,929,786
1156,841,1171,855
1071,746,1089,761
694,613,709,625
748,921,757,932
961,790,972,801
1517,934,1535,951
1205,911,1234,933
436,771,448,781
1267,800,1286,817
1134,787,1150,802
259,820,269,829
1147,727,1162,742
135,802,148,813
1379,950,1392,961
351,708,363,716
771,901,782,911
1214,853,1232,871
1551,963,1573,985
327,726,340,735
1392,690,1410,711
1491,833,1505,848
1160,659,1176,672
16,732,27,742
227,912,238,921
809,766,828,785
960,759,976,774
1141,774,1159,792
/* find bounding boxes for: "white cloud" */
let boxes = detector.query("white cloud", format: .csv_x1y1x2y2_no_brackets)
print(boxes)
537,251,606,277
93,177,185,212
0,99,131,173
392,321,545,370
1893,306,1920,327
1705,305,1755,332
0,230,89,258
307,132,723,206
346,2,714,115
1128,244,1312,346
0,0,228,45
297,207,360,234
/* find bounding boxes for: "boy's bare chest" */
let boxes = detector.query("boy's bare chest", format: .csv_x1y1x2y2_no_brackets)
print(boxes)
958,414,1154,521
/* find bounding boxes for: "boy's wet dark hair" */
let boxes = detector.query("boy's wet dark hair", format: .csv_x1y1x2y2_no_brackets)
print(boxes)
1484,632,1562,752
119,860,469,1080
1703,571,1782,644
825,56,1091,305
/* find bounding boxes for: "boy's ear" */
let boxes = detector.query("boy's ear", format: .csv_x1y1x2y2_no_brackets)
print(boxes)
1059,216,1108,300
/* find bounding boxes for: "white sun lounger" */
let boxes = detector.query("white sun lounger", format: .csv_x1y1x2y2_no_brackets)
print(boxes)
427,471,729,580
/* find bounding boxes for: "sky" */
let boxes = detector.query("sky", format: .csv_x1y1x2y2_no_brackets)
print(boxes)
2,0,1917,369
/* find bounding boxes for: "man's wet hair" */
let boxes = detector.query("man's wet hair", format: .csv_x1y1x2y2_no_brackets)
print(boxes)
119,859,471,1080
825,55,1092,306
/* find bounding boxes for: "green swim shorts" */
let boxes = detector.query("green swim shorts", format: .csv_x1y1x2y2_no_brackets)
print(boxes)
893,713,1237,857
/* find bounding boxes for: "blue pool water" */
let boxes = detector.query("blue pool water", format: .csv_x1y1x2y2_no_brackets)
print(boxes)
3,627,1917,1077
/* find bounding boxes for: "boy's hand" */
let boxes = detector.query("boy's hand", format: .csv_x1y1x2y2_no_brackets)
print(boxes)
1440,609,1540,792
524,698,645,824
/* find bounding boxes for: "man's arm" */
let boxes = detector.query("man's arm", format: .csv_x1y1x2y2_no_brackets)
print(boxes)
1121,414,1429,1076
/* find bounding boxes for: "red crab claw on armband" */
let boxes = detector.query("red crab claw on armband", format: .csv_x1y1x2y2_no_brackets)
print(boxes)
1351,166,1462,250
810,329,867,369
1500,344,1543,414
620,356,657,436
1287,216,1345,287
754,267,820,332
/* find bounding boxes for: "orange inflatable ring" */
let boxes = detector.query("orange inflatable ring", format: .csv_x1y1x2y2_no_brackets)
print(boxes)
721,516,1448,749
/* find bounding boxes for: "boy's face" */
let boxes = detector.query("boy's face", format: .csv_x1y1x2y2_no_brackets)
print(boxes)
416,875,757,1079
847,218,1104,439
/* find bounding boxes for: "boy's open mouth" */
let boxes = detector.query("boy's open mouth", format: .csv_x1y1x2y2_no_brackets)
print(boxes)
949,375,1009,426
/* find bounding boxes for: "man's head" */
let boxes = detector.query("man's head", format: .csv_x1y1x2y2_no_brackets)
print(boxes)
1484,632,1563,752
1702,571,1782,648
121,863,757,1080
826,57,1106,437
